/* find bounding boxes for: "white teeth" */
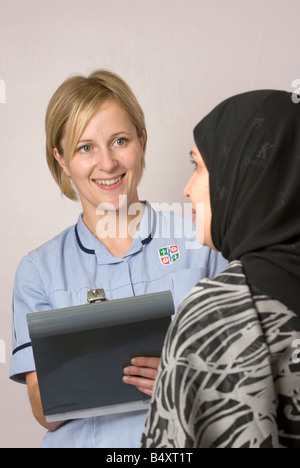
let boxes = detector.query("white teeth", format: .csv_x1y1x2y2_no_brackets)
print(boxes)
97,176,122,186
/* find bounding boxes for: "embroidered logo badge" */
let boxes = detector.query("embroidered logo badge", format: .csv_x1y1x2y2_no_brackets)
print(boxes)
159,245,180,265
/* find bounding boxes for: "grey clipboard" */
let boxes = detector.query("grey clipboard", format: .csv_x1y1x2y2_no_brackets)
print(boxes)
27,291,174,422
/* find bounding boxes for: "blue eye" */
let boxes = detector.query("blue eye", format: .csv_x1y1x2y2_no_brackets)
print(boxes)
114,138,127,147
76,144,93,154
80,145,92,153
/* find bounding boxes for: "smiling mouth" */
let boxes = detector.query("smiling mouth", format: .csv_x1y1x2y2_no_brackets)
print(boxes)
94,174,125,187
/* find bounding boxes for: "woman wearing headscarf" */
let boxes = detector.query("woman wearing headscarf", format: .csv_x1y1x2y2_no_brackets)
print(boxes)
141,90,300,448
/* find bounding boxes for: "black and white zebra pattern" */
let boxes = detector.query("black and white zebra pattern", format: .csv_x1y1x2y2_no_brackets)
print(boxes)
141,261,300,448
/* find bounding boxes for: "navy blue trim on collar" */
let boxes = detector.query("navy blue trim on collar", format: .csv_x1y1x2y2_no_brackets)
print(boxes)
75,223,153,253
75,205,154,256
141,234,152,245
75,224,95,255
12,342,32,355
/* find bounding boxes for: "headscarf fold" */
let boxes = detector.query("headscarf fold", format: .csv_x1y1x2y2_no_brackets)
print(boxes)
194,90,300,314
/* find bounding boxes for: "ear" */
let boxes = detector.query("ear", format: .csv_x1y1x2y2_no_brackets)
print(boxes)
139,129,147,151
53,148,71,177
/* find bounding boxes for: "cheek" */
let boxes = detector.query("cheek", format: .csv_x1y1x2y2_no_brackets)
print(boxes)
202,184,211,219
121,150,143,172
68,158,95,178
191,175,209,204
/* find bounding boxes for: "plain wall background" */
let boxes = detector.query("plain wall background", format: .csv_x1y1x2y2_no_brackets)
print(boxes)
0,0,299,448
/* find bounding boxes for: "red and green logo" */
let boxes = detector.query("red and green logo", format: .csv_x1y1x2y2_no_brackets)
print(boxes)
159,245,180,265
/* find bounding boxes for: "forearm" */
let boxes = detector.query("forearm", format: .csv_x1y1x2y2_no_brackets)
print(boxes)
25,371,64,432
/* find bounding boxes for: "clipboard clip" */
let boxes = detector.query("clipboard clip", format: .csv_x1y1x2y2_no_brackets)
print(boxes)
87,288,108,304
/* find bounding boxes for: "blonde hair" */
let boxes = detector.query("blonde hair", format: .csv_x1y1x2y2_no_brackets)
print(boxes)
46,69,147,200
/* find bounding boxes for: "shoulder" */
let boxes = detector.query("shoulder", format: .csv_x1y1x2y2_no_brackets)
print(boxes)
163,261,258,366
23,224,75,264
184,260,248,297
172,260,250,330
15,224,76,286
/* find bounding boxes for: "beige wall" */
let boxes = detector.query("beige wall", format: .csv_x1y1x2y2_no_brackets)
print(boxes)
0,0,299,448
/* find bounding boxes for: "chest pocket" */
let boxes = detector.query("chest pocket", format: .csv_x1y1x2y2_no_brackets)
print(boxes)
47,288,89,310
171,267,206,312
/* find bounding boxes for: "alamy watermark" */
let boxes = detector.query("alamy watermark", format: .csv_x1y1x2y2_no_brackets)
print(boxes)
1,84,6,356
95,196,205,249
291,79,300,104
0,79,6,103
0,339,6,364
292,339,300,364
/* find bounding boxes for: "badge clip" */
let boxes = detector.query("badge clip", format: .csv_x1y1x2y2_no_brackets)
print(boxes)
87,288,108,304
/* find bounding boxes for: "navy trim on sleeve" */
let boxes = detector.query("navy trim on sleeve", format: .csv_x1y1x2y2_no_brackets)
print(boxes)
12,342,32,355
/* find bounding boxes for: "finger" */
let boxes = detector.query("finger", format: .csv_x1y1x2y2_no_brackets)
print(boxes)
136,387,153,397
123,375,155,392
123,365,158,380
131,357,161,369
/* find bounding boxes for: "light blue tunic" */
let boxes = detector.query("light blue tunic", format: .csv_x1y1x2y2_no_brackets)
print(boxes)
10,202,227,448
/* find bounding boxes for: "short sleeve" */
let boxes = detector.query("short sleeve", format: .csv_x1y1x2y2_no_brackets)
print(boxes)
10,255,52,384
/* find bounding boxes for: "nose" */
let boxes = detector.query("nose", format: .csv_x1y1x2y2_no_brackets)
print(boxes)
183,175,193,199
95,147,118,173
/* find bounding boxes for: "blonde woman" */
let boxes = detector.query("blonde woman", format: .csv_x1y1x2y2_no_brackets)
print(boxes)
10,70,227,448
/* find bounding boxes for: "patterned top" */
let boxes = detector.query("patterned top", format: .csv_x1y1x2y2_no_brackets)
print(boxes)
141,261,300,448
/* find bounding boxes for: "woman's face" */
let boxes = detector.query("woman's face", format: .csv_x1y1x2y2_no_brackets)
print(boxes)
54,100,145,216
183,145,215,250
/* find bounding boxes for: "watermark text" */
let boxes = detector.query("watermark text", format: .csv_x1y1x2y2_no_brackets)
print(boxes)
291,79,300,104
0,79,6,103
292,339,300,364
0,339,6,364
95,197,205,249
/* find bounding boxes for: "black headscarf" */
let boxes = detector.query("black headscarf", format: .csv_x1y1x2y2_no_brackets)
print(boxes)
194,90,300,314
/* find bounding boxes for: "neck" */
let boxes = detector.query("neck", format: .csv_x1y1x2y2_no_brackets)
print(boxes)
82,200,145,256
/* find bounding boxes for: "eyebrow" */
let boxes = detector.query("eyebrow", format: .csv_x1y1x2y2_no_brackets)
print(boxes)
77,131,131,145
110,131,131,138
77,139,94,145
